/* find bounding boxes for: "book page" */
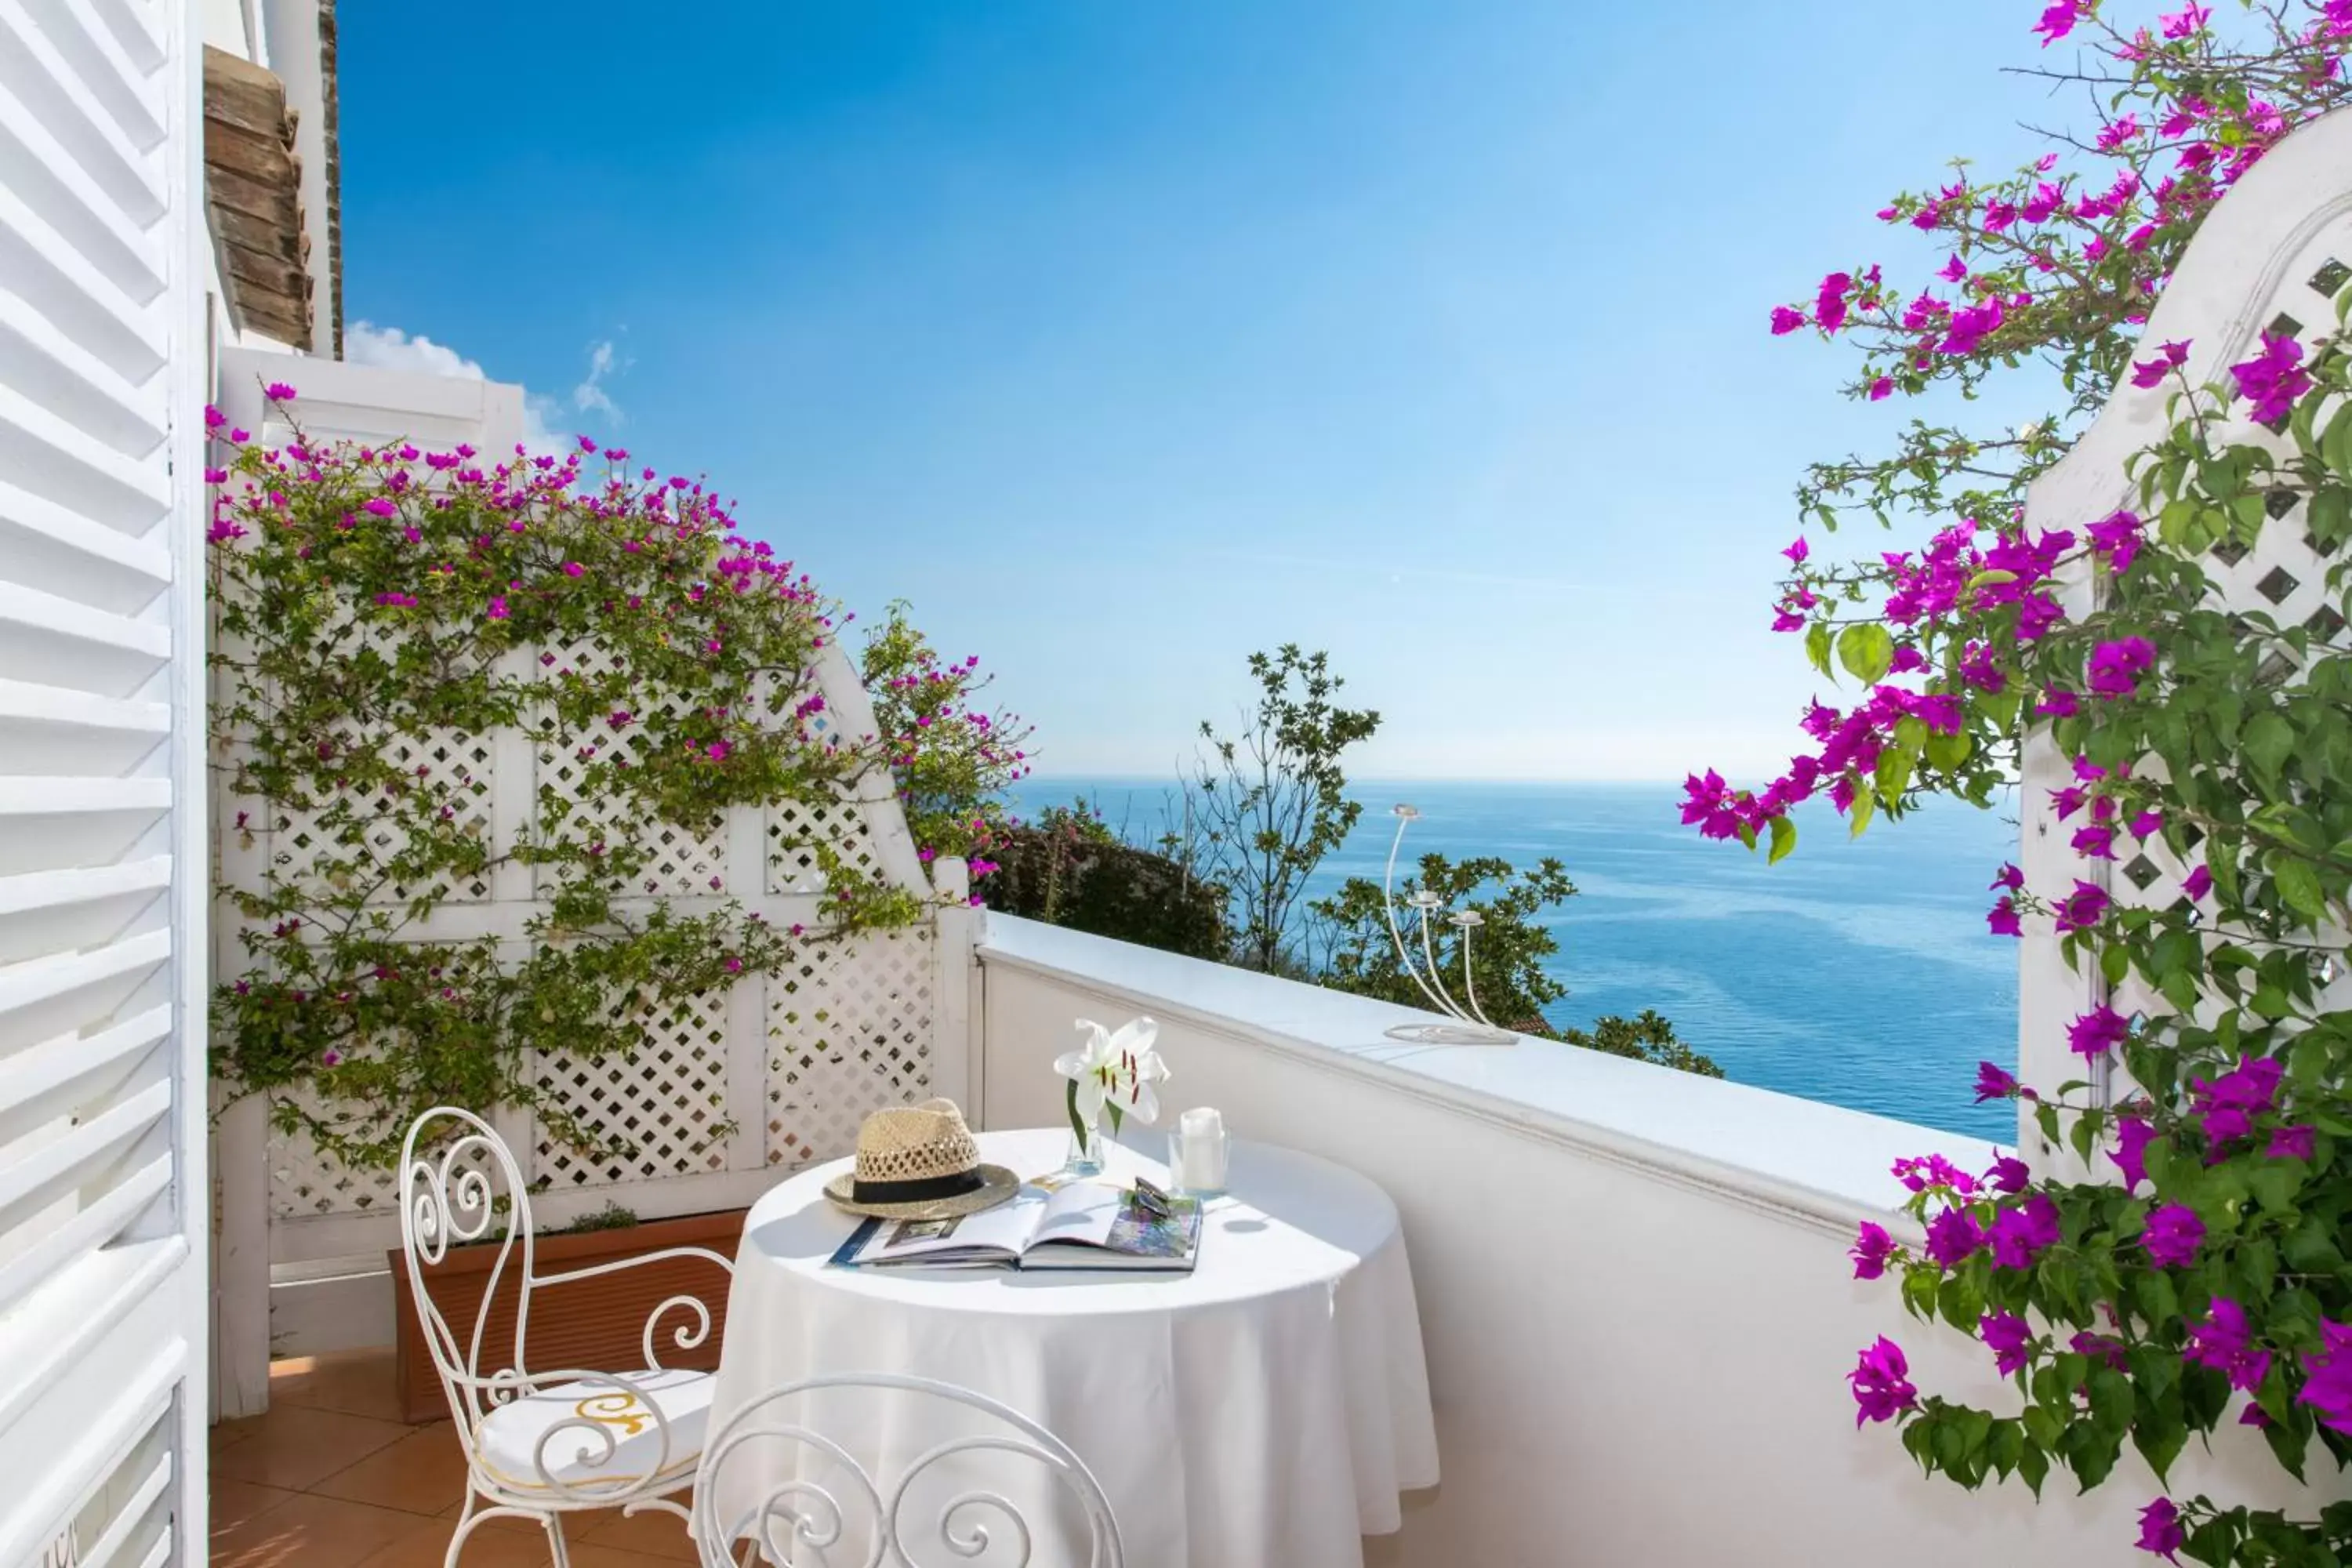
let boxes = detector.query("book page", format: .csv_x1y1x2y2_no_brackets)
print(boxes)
860,1189,1045,1261
1025,1181,1126,1250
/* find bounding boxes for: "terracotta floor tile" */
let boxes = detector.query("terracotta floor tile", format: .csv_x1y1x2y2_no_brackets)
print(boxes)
567,1548,691,1568
572,1506,697,1561
211,1492,440,1568
212,1403,413,1493
211,1415,264,1455
312,1425,473,1515
349,1513,689,1568
209,1480,299,1538
349,1517,567,1568
273,1348,416,1425
437,1498,564,1536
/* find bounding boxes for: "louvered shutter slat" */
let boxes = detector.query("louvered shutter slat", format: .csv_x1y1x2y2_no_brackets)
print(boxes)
0,0,205,1559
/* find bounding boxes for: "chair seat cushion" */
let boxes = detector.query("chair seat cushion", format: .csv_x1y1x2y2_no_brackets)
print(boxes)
474,1368,715,1497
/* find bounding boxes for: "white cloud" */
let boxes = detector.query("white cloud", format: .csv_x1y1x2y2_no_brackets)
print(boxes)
345,321,491,380
344,320,626,452
572,339,624,422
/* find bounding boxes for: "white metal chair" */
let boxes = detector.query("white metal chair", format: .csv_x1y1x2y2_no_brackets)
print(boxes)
398,1105,736,1566
691,1372,1125,1568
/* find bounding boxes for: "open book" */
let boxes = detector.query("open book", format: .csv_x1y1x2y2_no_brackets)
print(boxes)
829,1180,1202,1273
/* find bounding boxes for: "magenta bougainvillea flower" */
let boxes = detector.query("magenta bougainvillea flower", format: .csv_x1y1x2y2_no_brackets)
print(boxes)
2087,637,2158,698
2230,332,2312,423
2129,339,2192,388
2136,1497,2185,1561
2087,508,2147,572
2143,1203,2206,1268
2298,1321,2352,1434
2266,1124,2317,1160
1893,1153,1980,1195
1974,1059,2020,1102
2184,1298,2272,1394
1850,1221,1895,1280
1988,1192,2062,1269
2189,1054,2285,1143
2111,1115,2158,1192
1849,1338,1917,1426
1986,1154,2031,1193
1925,1207,1986,1268
2067,1004,2130,1058
2032,0,2080,45
1980,1310,2034,1376
2054,879,2111,932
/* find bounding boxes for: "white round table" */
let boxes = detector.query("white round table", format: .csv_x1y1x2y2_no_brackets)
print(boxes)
707,1127,1439,1568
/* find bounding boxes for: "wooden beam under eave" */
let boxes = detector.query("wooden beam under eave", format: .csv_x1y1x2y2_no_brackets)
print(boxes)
210,201,309,269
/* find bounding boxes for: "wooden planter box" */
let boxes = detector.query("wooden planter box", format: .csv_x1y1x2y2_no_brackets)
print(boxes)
388,1207,746,1425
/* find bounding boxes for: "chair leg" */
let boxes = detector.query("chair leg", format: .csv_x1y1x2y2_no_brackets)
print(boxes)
539,1512,572,1568
443,1492,480,1568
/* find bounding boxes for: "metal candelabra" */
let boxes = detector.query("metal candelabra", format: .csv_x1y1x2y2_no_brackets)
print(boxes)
1379,804,1519,1047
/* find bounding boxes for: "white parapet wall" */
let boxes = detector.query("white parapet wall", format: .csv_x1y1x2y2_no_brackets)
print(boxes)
975,915,2311,1568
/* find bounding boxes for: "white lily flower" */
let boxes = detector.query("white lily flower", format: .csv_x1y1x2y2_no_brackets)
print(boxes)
1054,1015,1170,1133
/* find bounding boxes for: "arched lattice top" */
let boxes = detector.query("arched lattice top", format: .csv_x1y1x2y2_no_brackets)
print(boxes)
2020,110,2352,1153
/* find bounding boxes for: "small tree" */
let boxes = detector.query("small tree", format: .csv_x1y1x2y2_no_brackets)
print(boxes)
1313,853,1722,1076
1184,644,1381,971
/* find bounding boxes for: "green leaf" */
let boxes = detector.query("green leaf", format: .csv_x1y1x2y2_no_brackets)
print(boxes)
1875,743,1916,801
2244,712,2293,782
2017,1441,2049,1497
2274,856,2326,922
1849,786,1877,840
1837,622,1895,685
1925,728,1973,772
1937,1271,1986,1333
1767,814,1797,865
1806,621,1835,680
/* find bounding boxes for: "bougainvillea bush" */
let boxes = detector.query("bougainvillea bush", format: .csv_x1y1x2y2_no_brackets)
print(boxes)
207,396,970,1167
1690,4,2352,1563
858,598,1033,902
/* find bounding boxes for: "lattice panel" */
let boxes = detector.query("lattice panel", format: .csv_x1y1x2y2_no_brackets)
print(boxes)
532,637,732,899
268,1091,402,1219
2106,231,2352,1036
768,794,886,895
767,931,935,1169
268,724,496,906
532,989,735,1189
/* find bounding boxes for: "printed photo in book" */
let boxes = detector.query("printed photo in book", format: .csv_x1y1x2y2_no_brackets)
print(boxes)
829,1180,1202,1272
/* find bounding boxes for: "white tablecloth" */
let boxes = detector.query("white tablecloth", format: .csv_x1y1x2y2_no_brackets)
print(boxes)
707,1127,1438,1568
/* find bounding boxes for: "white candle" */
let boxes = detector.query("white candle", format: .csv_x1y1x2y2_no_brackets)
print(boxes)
1174,1107,1227,1194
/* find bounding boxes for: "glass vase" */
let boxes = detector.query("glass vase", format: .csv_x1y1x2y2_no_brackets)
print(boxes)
1062,1114,1109,1178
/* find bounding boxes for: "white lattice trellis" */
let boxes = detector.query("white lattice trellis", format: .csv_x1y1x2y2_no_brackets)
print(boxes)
209,358,966,1278
2020,111,2352,1158
534,986,736,1189
766,930,936,1168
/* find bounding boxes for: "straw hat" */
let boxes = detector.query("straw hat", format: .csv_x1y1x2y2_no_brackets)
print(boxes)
822,1098,1019,1220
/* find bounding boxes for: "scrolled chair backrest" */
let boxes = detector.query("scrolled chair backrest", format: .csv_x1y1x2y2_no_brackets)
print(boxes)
398,1105,538,1432
691,1372,1124,1568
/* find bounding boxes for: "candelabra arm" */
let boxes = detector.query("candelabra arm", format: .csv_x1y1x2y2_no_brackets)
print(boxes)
1418,911,1473,1023
1381,815,1457,1018
1458,924,1499,1029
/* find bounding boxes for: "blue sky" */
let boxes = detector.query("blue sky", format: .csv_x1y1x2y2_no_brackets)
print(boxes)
338,2,2064,781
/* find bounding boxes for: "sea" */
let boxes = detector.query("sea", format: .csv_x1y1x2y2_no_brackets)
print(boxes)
1004,778,2020,1142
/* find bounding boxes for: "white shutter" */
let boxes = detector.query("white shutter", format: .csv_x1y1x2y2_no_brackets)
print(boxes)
0,0,209,1563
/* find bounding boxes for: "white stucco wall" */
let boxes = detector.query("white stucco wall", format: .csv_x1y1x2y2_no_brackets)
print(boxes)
976,916,2311,1567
